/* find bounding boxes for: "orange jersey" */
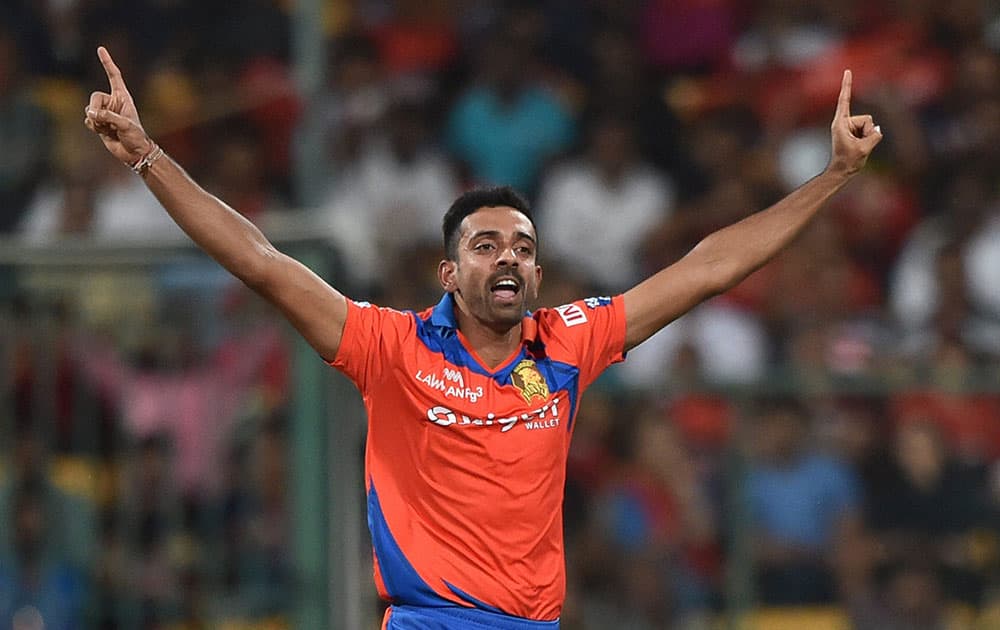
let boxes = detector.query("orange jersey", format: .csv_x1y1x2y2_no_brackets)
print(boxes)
331,292,626,623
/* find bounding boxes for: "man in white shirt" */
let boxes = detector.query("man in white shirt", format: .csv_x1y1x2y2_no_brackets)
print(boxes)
316,99,458,289
538,115,674,292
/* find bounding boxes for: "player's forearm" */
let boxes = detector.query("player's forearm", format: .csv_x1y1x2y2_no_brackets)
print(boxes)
689,168,851,293
140,152,277,285
623,168,853,350
624,72,879,351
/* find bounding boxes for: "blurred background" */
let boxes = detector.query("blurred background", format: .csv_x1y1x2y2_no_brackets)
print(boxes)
2,0,1000,628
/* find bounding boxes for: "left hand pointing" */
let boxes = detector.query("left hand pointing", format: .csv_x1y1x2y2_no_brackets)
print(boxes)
827,70,883,177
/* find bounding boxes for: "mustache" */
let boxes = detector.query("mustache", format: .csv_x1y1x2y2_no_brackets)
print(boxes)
488,269,525,286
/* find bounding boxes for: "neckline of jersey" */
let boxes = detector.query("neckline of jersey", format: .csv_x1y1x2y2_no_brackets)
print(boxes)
429,293,540,375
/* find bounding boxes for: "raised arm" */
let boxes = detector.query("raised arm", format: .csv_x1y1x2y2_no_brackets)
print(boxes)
84,47,346,361
623,70,882,351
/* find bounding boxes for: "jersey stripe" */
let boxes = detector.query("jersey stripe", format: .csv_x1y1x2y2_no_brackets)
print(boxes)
368,482,454,607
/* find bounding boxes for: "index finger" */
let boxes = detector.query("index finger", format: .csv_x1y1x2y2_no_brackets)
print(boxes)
97,46,129,95
836,69,852,119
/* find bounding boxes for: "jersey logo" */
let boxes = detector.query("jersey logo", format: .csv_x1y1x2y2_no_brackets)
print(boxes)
555,304,587,327
510,359,550,404
583,296,612,309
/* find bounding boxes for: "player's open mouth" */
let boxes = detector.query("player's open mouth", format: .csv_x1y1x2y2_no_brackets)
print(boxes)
490,277,520,301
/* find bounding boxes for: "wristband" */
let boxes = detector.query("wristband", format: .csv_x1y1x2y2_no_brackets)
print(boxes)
131,143,164,175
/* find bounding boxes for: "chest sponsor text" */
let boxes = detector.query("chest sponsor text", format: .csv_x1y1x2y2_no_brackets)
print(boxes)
425,397,562,433
415,368,483,403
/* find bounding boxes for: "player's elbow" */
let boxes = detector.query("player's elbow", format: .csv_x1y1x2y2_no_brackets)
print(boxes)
711,265,750,295
237,242,283,291
685,239,744,297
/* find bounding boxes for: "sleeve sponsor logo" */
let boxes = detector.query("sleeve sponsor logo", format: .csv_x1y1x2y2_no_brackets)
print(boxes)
555,304,587,327
352,300,373,308
583,296,612,309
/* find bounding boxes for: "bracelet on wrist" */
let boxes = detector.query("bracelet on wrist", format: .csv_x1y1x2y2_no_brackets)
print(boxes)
131,143,164,175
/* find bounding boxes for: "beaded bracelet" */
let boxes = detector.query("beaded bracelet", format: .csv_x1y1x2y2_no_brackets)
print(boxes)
131,143,164,175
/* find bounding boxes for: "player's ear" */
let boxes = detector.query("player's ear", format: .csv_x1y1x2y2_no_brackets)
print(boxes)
531,265,542,299
439,259,458,293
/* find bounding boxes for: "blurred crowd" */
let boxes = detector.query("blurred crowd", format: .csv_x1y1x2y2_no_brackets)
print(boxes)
2,0,1000,628
2,282,294,628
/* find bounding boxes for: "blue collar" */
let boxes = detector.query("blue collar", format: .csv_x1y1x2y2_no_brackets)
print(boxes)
426,293,542,352
429,292,460,329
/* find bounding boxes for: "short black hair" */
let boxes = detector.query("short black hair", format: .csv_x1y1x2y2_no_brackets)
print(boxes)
442,186,534,261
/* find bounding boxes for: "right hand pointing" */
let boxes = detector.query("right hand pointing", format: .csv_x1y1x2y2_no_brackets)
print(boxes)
84,46,154,166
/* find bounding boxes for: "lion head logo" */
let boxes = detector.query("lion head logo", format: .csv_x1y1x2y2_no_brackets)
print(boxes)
510,359,550,403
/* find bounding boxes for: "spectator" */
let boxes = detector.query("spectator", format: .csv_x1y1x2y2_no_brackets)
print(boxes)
0,27,52,233
0,479,87,630
745,396,862,604
0,424,96,569
731,0,845,74
73,302,287,499
928,245,977,355
866,420,992,603
320,32,393,168
19,140,189,243
99,434,183,626
137,57,204,170
564,390,617,542
200,122,282,224
202,416,293,619
612,298,769,389
537,114,674,293
316,98,458,290
582,26,692,190
232,418,292,615
6,295,117,455
91,150,189,242
818,169,921,286
923,44,1000,168
890,164,1000,359
234,55,301,199
588,412,719,626
379,242,449,310
19,164,99,242
446,29,575,193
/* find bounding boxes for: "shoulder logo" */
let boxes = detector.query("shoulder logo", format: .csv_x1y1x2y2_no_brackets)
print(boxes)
510,359,550,404
555,303,588,327
583,296,612,309
352,300,373,308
